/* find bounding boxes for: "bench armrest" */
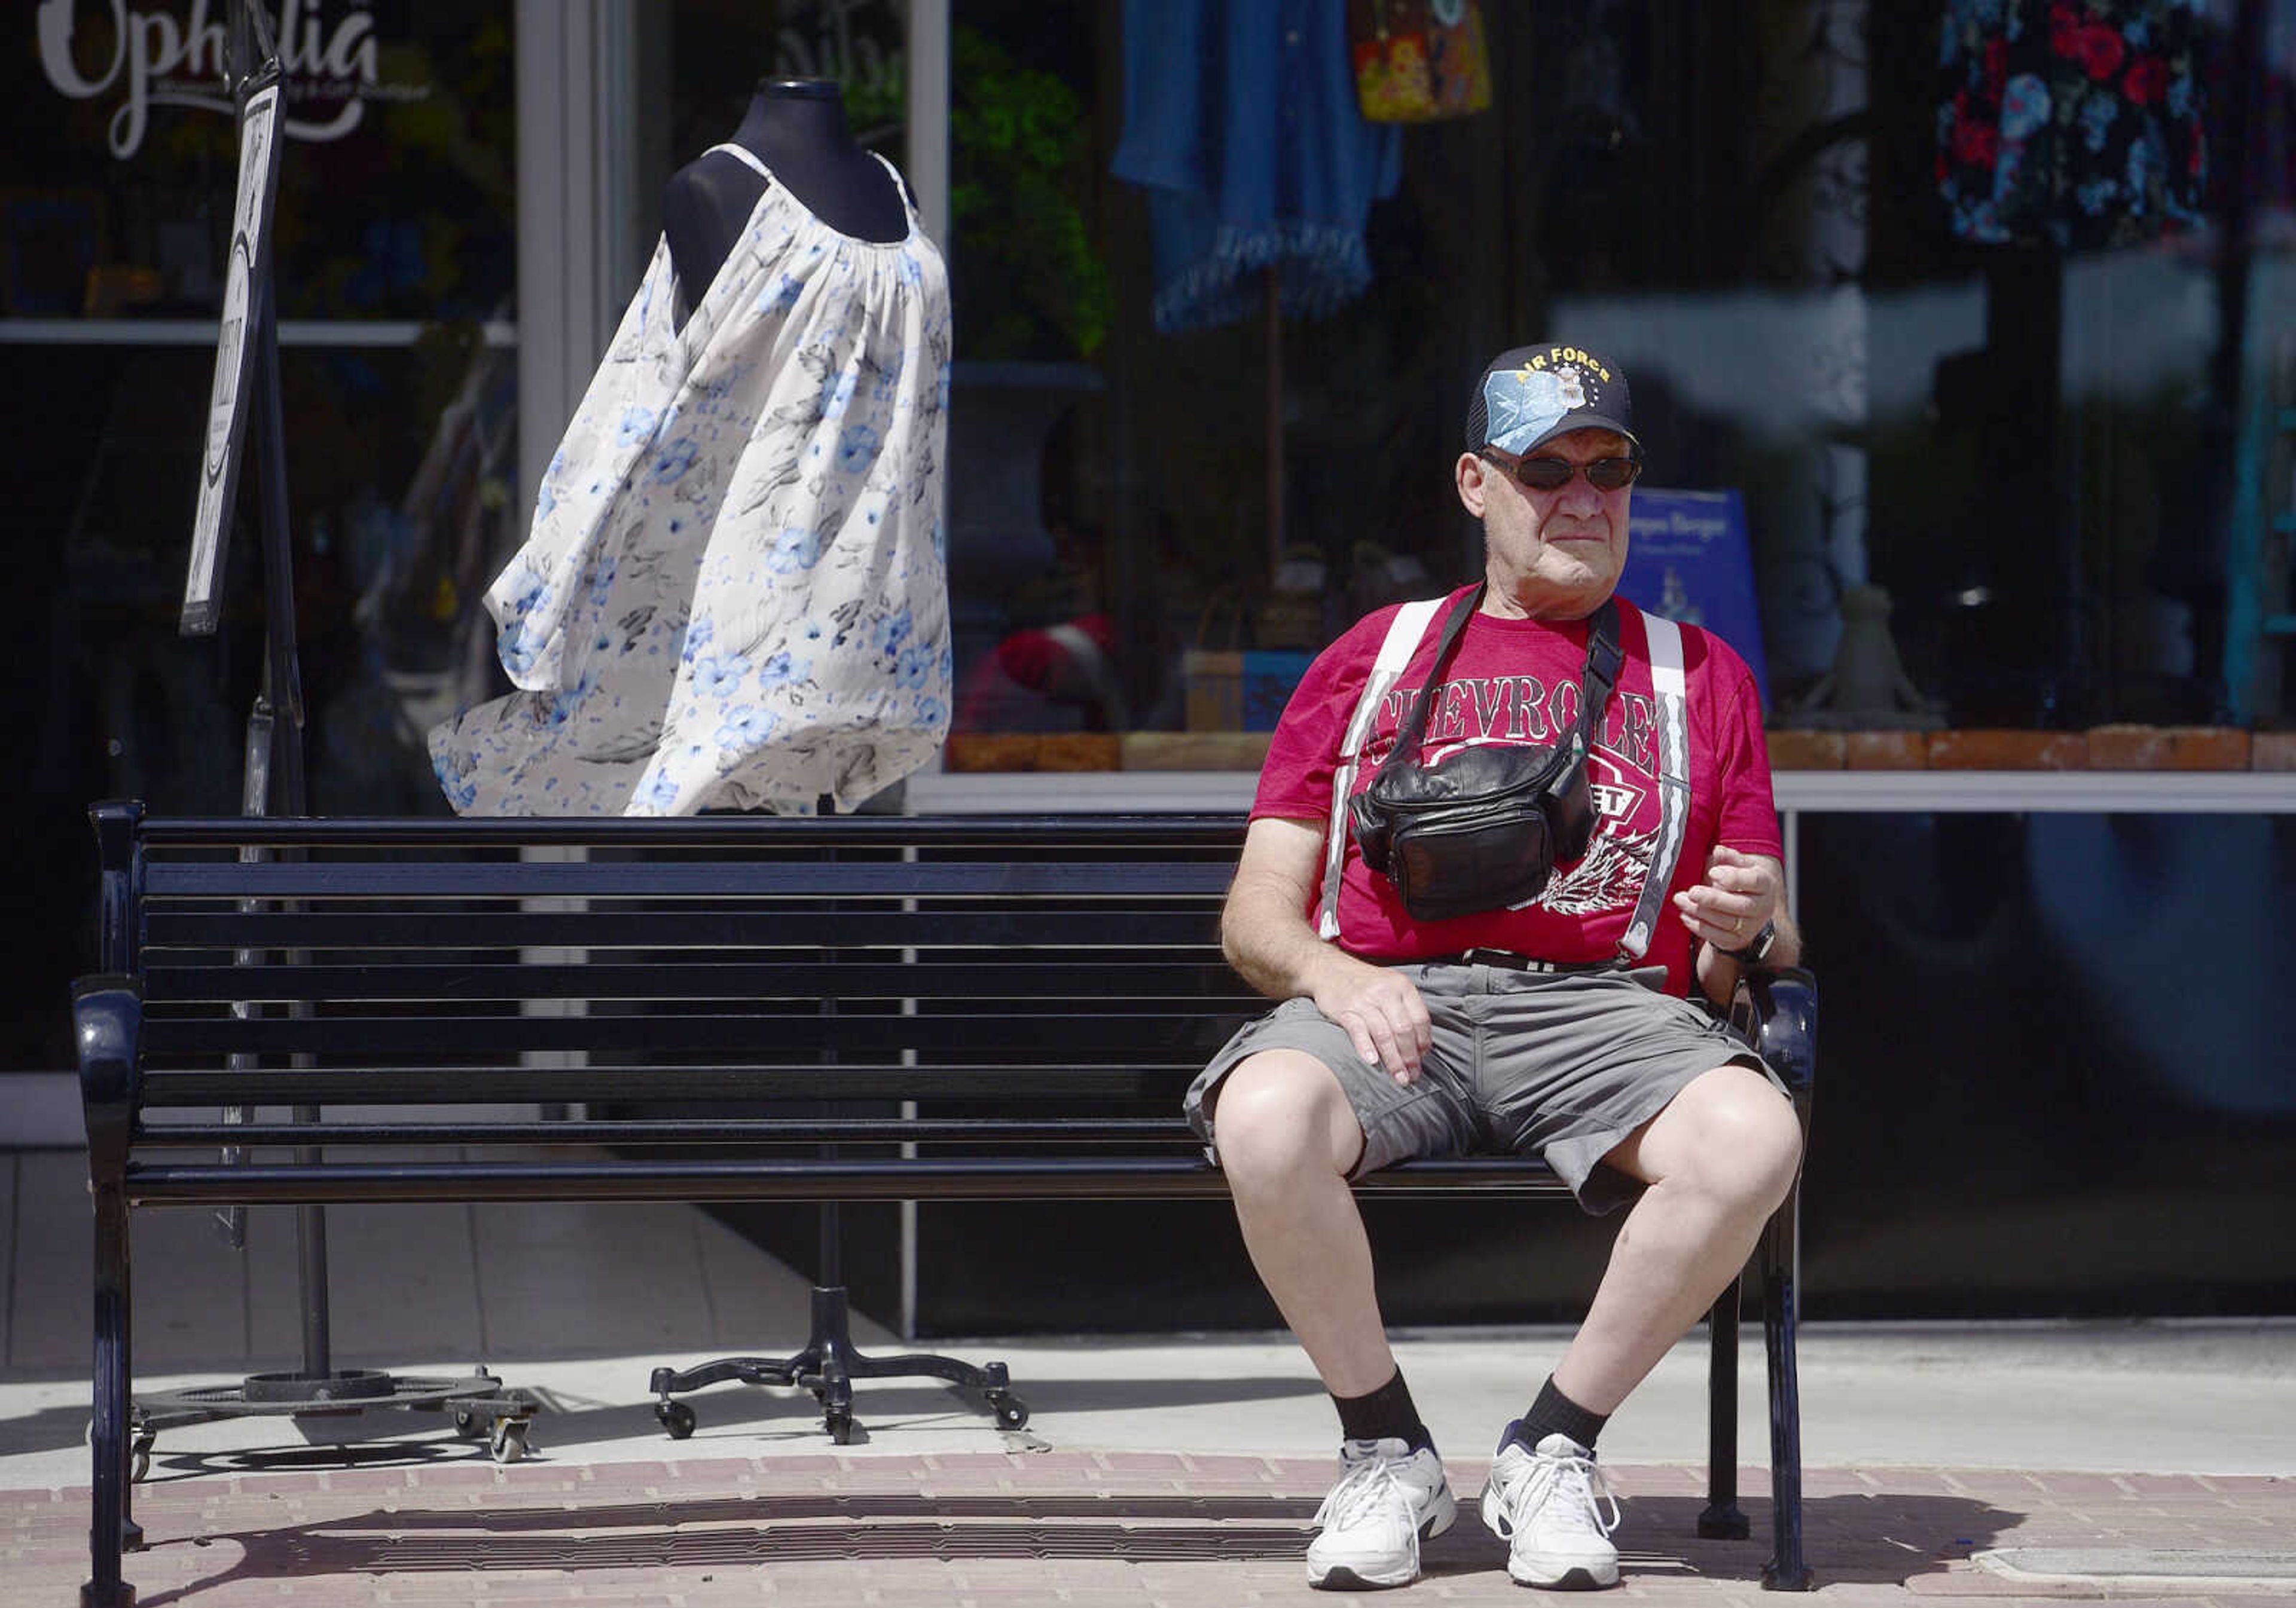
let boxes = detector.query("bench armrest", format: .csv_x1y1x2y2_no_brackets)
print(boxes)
1727,965,1816,1105
73,975,143,1181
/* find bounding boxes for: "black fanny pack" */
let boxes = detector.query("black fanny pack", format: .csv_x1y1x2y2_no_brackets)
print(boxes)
1348,588,1622,922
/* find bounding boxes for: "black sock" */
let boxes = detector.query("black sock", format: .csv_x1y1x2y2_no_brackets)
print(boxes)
1506,1375,1608,1454
1333,1368,1432,1453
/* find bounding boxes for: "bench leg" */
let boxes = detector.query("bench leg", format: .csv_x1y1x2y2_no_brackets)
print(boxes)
1697,1274,1750,1539
84,1181,136,1608
1759,1187,1811,1591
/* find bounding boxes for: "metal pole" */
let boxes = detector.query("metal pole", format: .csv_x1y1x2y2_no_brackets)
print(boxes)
245,0,325,1377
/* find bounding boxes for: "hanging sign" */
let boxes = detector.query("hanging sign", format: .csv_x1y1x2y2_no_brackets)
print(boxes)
181,60,282,636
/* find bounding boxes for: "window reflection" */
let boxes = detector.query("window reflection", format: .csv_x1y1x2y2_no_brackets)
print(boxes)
941,1,2296,763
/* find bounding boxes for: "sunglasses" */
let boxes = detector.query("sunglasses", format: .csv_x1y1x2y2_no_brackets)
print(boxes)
1481,450,1643,493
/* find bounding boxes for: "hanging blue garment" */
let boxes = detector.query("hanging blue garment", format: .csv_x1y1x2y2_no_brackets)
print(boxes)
1113,0,1403,332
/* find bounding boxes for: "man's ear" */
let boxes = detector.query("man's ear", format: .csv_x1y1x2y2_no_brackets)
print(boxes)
1456,451,1491,517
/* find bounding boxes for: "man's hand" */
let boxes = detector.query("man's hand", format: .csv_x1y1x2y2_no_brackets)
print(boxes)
1220,816,1431,1084
1308,953,1432,1085
1672,844,1782,955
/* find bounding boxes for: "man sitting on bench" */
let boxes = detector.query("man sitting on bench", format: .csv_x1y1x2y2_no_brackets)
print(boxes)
1185,343,1805,1592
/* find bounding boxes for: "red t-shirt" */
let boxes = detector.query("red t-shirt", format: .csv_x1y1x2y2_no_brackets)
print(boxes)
1251,585,1782,996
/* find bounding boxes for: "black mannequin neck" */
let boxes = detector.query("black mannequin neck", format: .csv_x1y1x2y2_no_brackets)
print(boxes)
733,78,859,164
661,77,909,317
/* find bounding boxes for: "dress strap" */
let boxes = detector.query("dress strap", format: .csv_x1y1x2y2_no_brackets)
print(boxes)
703,142,775,182
868,149,921,221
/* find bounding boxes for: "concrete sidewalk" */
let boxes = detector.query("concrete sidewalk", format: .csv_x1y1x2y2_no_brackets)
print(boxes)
6,1326,2292,1606
5,1438,2291,1606
4,1144,2292,1605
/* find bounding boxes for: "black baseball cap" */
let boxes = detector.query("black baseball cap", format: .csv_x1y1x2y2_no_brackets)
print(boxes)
1464,343,1639,457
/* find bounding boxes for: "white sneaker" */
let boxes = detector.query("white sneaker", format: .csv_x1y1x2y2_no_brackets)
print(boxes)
1306,1436,1458,1590
1479,1430,1622,1590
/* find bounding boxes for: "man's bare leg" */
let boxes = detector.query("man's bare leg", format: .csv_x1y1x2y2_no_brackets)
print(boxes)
1207,1048,1394,1396
1476,1064,1800,1591
1552,1062,1804,1414
1214,1048,1461,1591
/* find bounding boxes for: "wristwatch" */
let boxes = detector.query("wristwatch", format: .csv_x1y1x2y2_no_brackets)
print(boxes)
1718,917,1777,966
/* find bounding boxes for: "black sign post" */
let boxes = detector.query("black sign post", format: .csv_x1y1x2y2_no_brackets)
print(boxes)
133,0,536,1499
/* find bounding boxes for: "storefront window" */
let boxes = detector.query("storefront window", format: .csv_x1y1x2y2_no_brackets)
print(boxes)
2,1,517,1073
939,1,2296,775
670,0,910,161
15,2,514,320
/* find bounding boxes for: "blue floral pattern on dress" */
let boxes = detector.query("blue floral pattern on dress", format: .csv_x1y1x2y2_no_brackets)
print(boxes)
428,145,954,815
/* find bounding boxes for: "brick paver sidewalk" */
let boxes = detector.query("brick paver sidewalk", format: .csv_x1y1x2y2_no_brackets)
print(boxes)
5,1451,2289,1607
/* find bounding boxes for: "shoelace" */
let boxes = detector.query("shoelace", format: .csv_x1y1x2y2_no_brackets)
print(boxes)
1314,1452,1413,1533
1493,1447,1621,1540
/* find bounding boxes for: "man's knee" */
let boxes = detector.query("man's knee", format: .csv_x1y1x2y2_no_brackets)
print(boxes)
1648,1064,1803,1209
1207,1050,1364,1182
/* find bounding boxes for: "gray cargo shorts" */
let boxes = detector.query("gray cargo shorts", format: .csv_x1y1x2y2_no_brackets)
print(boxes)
1183,959,1779,1215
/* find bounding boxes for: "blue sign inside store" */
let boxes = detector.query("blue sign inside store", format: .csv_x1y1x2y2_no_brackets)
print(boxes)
1618,487,1769,707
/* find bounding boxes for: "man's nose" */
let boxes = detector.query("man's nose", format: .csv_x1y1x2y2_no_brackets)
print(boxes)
1557,473,1606,512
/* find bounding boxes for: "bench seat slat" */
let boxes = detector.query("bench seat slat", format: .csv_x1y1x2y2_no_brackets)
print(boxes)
133,1117,1203,1146
120,1155,1569,1205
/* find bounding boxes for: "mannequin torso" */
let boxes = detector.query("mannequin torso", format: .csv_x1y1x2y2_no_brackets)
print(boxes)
662,78,909,311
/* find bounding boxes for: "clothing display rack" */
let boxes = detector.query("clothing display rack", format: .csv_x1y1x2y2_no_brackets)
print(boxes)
648,1197,1026,1445
647,815,1028,1445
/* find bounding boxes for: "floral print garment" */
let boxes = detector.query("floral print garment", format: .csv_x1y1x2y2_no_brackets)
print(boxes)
429,146,952,816
1938,0,2206,249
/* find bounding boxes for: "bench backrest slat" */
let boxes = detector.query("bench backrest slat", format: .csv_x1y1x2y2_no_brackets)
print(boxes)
97,812,1305,1147
133,1063,1198,1106
145,858,1239,900
139,960,1255,1004
139,1010,1244,1059
142,909,1224,951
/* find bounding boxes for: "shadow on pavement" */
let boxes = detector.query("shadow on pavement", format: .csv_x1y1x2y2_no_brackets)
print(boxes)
0,1401,93,1459
120,1487,2021,1604
13,1368,1327,1469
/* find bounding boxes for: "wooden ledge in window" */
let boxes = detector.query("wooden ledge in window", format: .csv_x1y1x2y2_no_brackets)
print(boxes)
944,733,1121,772
1925,730,2094,771
941,731,1274,773
1769,726,2285,772
1122,732,1273,771
2086,724,2253,771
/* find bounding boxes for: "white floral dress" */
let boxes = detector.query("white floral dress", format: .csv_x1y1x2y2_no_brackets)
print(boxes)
429,146,952,816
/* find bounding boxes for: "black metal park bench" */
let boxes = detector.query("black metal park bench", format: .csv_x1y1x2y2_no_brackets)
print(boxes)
74,800,1817,1605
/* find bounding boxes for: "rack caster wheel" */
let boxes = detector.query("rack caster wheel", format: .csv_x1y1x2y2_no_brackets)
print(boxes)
488,1420,531,1463
988,1394,1030,1430
453,1408,487,1439
129,1434,154,1483
825,1408,856,1445
655,1399,696,1440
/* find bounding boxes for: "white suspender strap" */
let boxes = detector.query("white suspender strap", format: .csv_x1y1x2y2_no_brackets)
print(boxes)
1620,612,1690,960
1317,597,1443,941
